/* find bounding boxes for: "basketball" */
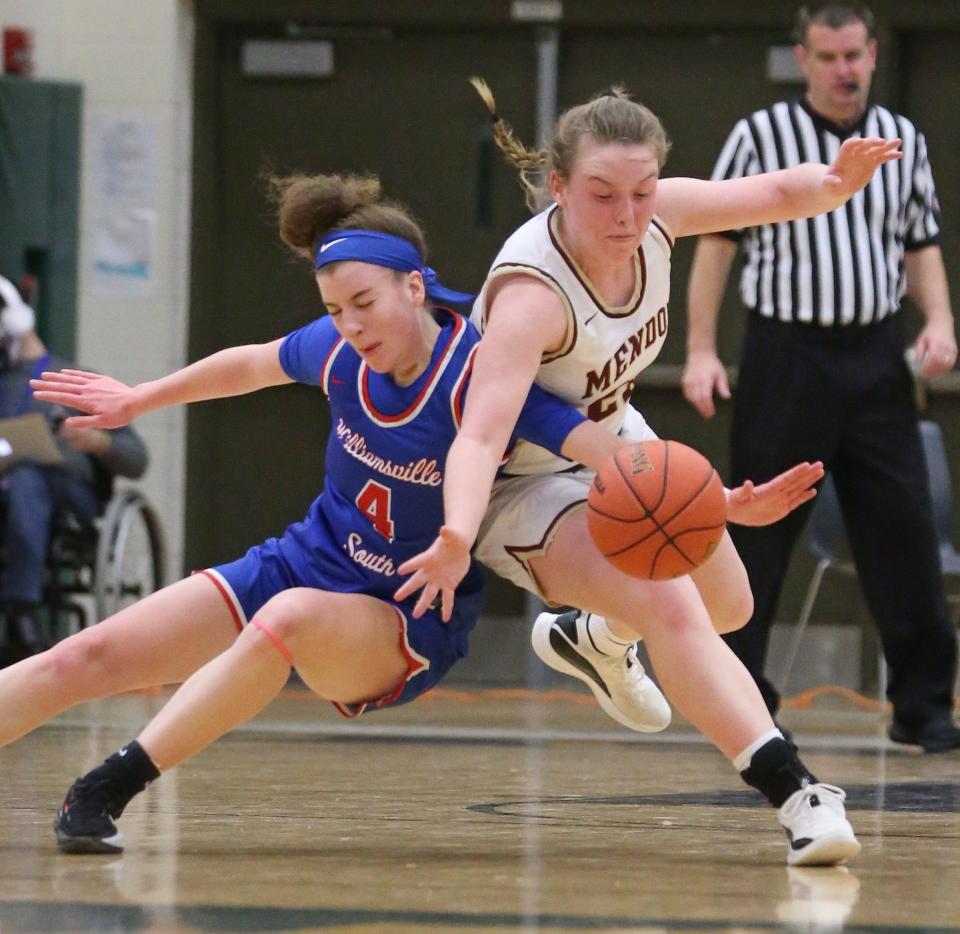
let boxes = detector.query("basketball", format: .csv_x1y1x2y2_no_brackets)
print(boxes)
587,440,727,580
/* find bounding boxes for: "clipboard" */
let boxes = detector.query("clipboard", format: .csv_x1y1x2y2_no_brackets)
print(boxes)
0,412,65,472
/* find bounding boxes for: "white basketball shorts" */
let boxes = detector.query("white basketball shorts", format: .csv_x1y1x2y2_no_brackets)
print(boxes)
474,404,658,600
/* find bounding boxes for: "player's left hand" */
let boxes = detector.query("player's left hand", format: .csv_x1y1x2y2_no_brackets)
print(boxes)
31,369,137,428
725,461,825,526
395,526,471,622
824,136,901,197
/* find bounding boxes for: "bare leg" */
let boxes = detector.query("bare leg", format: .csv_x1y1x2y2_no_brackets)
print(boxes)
139,589,408,771
689,530,755,634
530,510,772,759
0,574,237,747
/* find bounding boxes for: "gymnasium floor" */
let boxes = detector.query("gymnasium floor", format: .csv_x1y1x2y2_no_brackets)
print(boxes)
1,682,958,933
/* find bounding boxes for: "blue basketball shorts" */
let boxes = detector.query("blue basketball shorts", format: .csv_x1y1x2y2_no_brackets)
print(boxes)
200,537,480,717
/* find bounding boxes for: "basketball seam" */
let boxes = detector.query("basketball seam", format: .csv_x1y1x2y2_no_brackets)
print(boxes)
604,519,726,560
594,453,724,577
648,522,725,576
596,464,721,546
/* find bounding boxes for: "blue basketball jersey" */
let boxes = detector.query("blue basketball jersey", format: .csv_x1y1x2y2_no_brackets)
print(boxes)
275,308,584,611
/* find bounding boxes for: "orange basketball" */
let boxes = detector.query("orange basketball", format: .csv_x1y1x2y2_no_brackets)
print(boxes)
587,440,727,580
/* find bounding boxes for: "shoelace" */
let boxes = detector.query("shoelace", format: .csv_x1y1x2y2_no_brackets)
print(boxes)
786,783,847,819
805,783,847,803
600,643,646,683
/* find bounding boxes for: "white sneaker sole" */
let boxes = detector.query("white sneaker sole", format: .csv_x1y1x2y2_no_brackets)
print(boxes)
531,613,671,733
787,831,861,867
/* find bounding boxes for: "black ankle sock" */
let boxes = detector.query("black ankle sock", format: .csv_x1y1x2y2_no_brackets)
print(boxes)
740,737,817,807
83,740,161,817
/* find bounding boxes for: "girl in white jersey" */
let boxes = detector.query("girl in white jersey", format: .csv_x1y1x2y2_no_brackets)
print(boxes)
398,79,901,866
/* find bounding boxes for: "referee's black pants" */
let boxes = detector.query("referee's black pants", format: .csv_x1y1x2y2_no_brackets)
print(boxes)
724,312,957,730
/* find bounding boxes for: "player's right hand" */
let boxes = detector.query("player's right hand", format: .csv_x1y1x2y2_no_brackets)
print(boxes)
394,526,471,622
681,350,730,419
30,369,137,429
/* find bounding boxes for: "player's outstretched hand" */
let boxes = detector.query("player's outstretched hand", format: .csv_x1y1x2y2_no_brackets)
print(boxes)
824,136,901,197
395,527,472,622
30,369,136,429
725,461,825,527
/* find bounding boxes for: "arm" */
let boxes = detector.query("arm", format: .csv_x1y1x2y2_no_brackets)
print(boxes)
31,339,292,429
443,281,564,543
682,235,739,418
658,136,902,239
904,245,958,378
558,419,624,471
513,401,824,524
395,276,567,618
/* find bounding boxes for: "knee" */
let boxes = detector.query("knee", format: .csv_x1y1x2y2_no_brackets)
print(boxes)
37,626,115,690
245,589,333,659
712,588,754,635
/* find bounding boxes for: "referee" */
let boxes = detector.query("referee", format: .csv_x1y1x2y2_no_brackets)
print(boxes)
683,2,960,752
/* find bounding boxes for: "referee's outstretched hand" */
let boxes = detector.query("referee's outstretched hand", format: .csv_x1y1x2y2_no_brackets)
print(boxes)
725,461,825,527
823,136,901,197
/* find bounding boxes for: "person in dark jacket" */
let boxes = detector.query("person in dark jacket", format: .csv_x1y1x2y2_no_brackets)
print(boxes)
0,274,147,656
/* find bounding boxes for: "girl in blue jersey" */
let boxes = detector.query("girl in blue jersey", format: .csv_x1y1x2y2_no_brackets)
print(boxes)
21,172,621,854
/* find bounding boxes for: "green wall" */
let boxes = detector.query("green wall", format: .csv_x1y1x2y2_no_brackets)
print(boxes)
189,1,960,631
0,77,81,357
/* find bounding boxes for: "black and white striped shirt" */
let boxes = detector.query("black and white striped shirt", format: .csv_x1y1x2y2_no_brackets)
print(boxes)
713,100,941,326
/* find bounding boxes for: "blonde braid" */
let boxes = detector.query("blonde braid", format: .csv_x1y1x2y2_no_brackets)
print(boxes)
470,77,549,212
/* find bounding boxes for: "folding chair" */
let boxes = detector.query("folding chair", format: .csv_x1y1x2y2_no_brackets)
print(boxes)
778,420,960,698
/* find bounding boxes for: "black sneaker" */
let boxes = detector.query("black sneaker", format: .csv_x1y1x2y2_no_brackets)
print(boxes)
54,777,125,854
889,718,960,754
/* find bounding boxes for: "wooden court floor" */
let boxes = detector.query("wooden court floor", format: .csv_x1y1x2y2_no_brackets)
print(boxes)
2,683,959,933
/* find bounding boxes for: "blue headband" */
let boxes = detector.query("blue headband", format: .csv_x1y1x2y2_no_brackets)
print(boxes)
314,230,474,306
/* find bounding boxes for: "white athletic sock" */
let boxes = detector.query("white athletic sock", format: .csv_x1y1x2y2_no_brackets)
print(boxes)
732,727,785,773
583,612,635,655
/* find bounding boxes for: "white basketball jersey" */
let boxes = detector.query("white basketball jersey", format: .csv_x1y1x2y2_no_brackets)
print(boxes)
471,204,673,475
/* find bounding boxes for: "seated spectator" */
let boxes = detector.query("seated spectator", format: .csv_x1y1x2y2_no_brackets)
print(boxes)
0,275,147,659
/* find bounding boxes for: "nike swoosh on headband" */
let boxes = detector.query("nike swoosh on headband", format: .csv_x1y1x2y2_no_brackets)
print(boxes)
319,238,348,253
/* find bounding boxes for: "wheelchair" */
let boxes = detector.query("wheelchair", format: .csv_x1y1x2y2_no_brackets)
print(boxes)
44,486,168,635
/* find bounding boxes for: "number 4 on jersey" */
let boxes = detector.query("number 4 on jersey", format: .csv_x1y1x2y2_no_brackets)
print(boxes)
356,480,395,541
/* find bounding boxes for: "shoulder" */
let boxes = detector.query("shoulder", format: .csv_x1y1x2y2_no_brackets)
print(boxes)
647,215,675,253
867,104,922,138
495,209,552,259
280,315,354,387
723,104,774,137
733,101,801,138
872,103,911,125
476,208,568,330
290,314,339,341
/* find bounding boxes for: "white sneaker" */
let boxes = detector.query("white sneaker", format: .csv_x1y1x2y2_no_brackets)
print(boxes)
531,610,671,732
777,783,861,866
